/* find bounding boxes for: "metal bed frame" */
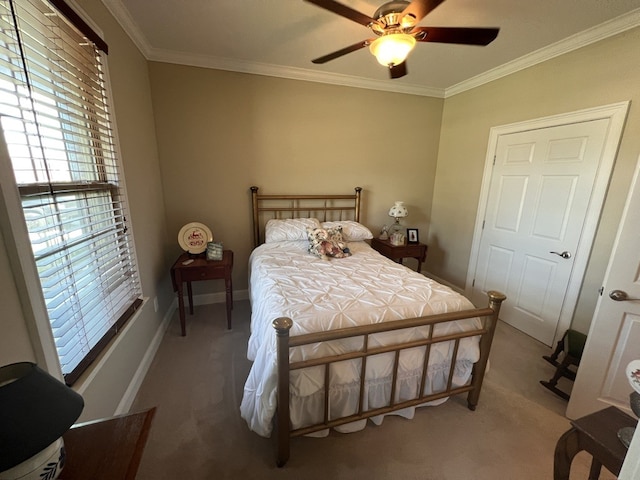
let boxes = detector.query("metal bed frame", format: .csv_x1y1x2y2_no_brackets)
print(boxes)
249,186,506,467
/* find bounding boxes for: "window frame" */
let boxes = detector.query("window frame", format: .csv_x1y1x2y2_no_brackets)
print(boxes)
0,0,142,385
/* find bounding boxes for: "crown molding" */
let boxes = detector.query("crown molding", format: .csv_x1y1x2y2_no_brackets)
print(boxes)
102,0,153,57
445,8,640,98
105,1,639,99
146,47,445,98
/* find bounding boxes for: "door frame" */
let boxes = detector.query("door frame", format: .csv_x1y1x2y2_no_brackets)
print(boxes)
465,102,629,345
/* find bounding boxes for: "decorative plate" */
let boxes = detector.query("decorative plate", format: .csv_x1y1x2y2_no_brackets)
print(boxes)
626,359,640,394
178,222,213,254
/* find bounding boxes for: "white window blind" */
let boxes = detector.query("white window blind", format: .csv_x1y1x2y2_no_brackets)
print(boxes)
0,0,141,384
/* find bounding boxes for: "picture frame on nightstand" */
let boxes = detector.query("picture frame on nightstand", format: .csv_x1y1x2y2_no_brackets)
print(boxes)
407,228,419,244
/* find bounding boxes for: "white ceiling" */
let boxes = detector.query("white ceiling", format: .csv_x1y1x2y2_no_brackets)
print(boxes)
104,0,640,97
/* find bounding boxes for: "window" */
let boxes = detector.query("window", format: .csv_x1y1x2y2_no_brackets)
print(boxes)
0,0,141,385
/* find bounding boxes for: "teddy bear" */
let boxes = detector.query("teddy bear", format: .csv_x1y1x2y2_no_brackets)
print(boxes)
307,226,351,260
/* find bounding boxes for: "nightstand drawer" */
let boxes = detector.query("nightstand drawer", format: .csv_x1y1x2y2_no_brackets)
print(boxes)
403,244,427,259
370,237,427,272
183,265,226,281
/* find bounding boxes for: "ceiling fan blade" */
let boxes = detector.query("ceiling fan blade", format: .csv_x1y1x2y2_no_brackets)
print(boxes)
389,62,407,79
414,26,499,45
304,0,380,27
311,39,371,64
401,0,446,25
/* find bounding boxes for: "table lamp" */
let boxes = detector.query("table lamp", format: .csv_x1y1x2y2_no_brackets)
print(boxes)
0,362,84,480
388,201,408,234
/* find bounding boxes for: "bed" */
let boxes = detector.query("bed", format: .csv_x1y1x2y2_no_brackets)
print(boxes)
240,186,505,466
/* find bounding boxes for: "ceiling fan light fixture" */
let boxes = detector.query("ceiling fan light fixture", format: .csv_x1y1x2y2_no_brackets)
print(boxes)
369,33,416,67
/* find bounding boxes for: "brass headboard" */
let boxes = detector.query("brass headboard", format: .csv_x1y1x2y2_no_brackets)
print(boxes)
250,186,362,248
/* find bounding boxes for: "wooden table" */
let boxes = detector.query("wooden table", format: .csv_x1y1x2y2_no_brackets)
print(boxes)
170,250,233,335
370,237,428,272
554,406,636,479
60,407,156,480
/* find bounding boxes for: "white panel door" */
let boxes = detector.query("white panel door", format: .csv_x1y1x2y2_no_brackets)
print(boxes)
568,154,640,419
471,119,609,345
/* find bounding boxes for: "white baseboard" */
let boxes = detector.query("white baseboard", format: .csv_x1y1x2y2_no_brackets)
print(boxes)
421,270,466,296
115,302,173,415
115,288,249,414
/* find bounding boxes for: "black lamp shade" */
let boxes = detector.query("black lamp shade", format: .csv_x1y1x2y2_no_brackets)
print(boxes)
0,362,84,472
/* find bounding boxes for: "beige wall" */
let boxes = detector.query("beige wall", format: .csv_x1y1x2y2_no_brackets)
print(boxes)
432,27,640,333
148,63,444,290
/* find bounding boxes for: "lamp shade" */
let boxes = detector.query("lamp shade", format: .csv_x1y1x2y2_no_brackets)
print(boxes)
388,201,408,219
369,34,416,66
0,362,84,472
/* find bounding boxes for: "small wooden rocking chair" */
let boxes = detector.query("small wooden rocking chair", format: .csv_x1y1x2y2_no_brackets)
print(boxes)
540,329,587,400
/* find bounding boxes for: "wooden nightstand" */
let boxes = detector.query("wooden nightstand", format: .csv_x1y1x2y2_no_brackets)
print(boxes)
370,237,428,272
170,250,233,335
554,406,635,479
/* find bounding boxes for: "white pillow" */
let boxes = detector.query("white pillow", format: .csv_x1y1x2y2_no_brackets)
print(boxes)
265,218,321,243
321,221,373,241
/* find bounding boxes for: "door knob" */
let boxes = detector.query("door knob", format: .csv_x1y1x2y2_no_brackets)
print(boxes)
609,290,640,301
550,251,571,259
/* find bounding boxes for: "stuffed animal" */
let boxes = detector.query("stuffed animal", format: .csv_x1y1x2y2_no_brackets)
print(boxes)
307,226,351,260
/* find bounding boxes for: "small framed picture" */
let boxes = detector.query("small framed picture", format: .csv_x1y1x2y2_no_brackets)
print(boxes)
407,228,419,244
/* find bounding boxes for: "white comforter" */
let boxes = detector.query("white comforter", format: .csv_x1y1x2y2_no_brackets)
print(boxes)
240,240,480,437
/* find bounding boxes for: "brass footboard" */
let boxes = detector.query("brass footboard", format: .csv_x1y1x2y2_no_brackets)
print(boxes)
273,290,506,467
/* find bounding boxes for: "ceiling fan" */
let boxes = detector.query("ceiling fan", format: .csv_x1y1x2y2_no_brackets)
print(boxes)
305,0,500,79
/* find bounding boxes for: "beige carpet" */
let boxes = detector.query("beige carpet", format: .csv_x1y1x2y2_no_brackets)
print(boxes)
132,300,615,479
